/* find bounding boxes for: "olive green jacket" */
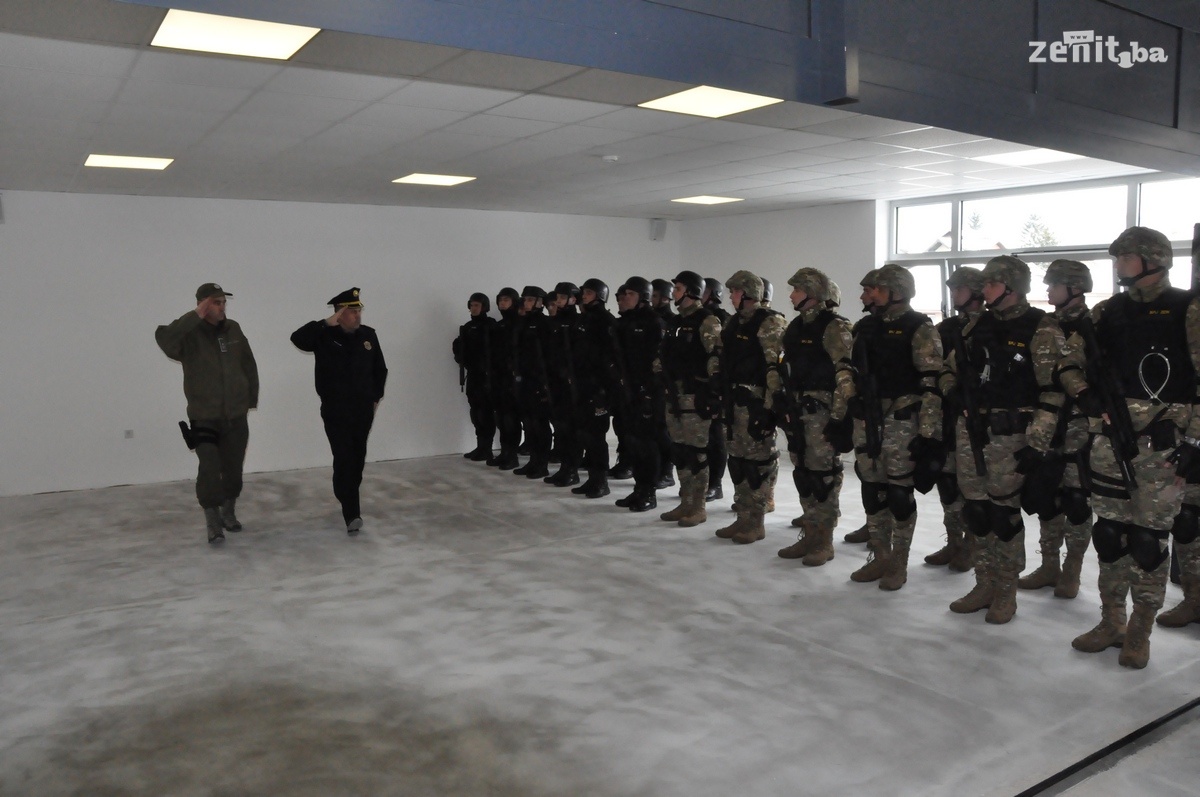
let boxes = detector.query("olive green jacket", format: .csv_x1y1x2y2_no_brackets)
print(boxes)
155,311,259,420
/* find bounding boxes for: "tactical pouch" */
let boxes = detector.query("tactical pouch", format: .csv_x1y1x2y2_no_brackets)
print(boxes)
988,410,1032,437
747,400,776,442
1142,417,1178,452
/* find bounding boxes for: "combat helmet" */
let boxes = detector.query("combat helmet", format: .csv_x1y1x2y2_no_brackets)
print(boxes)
673,270,705,301
1044,259,1093,292
981,255,1031,298
945,266,984,312
468,291,490,313
825,279,842,309
875,263,916,302
554,281,581,302
704,277,725,305
496,286,521,310
521,285,547,301
650,278,673,301
725,270,764,302
786,267,829,310
623,276,652,304
761,278,774,304
1109,226,1173,286
580,277,610,304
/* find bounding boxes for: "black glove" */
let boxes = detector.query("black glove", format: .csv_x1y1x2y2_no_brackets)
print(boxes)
1014,445,1048,475
908,435,946,494
1168,439,1200,482
824,416,854,453
1074,389,1103,417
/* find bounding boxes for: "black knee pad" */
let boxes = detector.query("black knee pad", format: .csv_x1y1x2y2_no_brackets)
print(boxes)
1127,525,1170,572
1172,504,1200,545
727,456,747,486
1021,471,1061,521
886,484,917,521
936,472,958,506
811,465,841,503
963,500,991,537
861,482,888,515
744,458,774,491
990,503,1024,542
1091,518,1129,563
1061,487,1092,526
792,467,813,498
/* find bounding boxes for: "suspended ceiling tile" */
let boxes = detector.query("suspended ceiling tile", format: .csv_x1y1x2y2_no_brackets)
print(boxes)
0,68,124,104
730,101,859,129
128,50,283,90
0,0,163,46
802,140,913,159
924,139,1040,158
263,66,410,102
440,114,562,139
0,30,137,75
486,94,617,124
877,127,991,150
423,50,586,91
345,103,470,133
235,91,367,124
380,80,520,112
292,30,463,77
869,149,959,168
578,107,699,134
538,67,691,105
114,79,253,114
799,116,928,139
735,129,846,152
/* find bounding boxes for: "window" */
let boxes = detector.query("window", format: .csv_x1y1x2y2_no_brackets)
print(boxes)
906,263,946,323
960,185,1127,252
895,203,951,255
1139,178,1200,243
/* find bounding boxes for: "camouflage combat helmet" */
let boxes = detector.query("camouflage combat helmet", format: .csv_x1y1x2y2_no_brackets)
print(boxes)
1110,226,1173,286
825,279,842,309
787,267,829,305
945,266,985,293
1043,259,1093,292
725,270,764,302
981,255,1031,295
875,263,916,301
859,268,882,288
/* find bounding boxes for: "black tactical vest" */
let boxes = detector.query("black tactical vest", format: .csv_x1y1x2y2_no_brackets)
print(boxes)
856,310,928,399
782,310,840,392
969,307,1045,410
1097,288,1196,404
663,307,714,389
722,308,771,384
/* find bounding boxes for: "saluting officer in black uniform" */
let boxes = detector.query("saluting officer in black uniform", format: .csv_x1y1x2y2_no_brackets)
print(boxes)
291,288,388,535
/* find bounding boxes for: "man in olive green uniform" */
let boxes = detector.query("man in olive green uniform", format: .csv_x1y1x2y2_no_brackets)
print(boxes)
1053,227,1200,667
775,268,855,567
850,264,943,590
1017,261,1095,598
659,271,724,526
941,256,1064,623
926,267,985,572
155,283,259,544
715,271,788,544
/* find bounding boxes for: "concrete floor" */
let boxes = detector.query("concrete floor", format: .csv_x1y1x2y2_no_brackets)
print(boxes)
1,453,1198,796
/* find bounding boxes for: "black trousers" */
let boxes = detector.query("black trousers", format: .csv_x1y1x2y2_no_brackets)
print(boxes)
628,395,665,491
192,415,249,509
707,421,728,489
574,405,612,477
465,376,495,448
321,402,375,524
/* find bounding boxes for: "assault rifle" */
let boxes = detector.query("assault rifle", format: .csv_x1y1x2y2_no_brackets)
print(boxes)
852,322,883,458
949,320,988,477
1076,315,1138,491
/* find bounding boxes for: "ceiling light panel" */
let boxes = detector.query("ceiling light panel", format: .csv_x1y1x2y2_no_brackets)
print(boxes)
671,195,743,205
639,86,783,118
151,9,320,60
393,173,476,186
973,148,1087,166
85,154,173,170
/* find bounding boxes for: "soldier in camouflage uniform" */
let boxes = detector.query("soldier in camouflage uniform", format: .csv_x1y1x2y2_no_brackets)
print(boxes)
1055,227,1200,668
941,256,1064,623
850,264,943,590
843,269,883,546
715,271,788,544
703,277,731,502
774,268,855,567
925,267,985,572
1016,260,1095,598
659,270,724,526
1160,485,1200,629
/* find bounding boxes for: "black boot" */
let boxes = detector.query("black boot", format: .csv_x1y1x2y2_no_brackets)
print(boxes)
546,467,579,486
655,471,676,489
496,449,519,470
585,478,611,499
608,462,633,480
524,457,549,479
630,491,658,512
615,490,639,508
705,484,723,502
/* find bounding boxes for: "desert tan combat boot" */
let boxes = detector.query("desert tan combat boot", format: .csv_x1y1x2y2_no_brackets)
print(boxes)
985,572,1018,624
924,528,961,566
1018,553,1061,590
1119,604,1155,669
802,525,835,567
843,523,870,543
715,514,750,539
677,483,708,527
660,499,690,522
949,533,975,572
1072,598,1127,652
1054,550,1084,599
850,538,891,582
731,511,766,544
1156,571,1200,626
950,568,994,613
879,537,910,590
778,519,816,559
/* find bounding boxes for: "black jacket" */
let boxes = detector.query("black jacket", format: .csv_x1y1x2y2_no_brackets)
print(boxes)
291,321,388,407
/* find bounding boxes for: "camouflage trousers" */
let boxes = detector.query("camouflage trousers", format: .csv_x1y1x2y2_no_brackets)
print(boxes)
939,437,967,544
786,404,842,533
956,421,1026,577
1088,434,1181,610
666,395,712,506
727,402,777,515
1174,484,1200,592
854,409,917,548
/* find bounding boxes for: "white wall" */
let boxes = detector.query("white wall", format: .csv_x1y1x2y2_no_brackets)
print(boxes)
680,201,879,303
0,191,683,496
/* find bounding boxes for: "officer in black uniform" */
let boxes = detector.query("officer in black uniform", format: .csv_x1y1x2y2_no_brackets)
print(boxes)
489,287,522,470
570,278,618,499
545,282,582,486
702,277,731,501
453,292,497,461
652,278,677,329
513,286,553,480
290,288,388,534
613,277,668,511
